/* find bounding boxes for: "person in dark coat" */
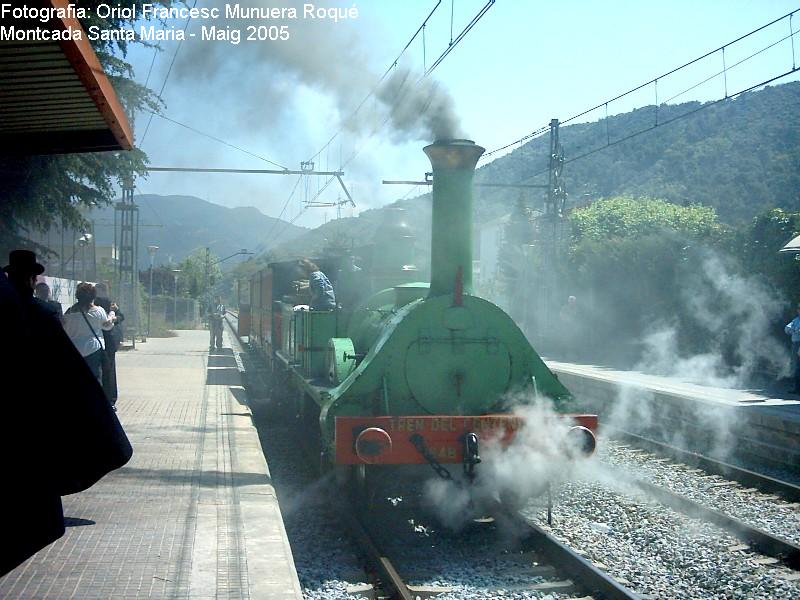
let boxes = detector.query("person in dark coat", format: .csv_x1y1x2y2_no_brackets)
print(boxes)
0,253,64,575
34,281,63,325
0,251,133,576
94,283,123,406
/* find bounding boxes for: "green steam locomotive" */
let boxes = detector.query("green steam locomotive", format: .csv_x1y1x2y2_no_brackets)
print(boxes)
244,139,596,489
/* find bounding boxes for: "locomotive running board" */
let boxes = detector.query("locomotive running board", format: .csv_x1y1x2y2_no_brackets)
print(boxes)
334,414,598,465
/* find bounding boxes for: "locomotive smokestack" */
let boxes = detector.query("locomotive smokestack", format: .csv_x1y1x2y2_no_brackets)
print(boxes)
423,139,485,298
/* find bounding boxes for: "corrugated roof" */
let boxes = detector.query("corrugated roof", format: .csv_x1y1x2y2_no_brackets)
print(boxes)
0,0,133,154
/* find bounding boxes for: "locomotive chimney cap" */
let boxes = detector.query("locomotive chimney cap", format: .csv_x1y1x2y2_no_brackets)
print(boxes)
430,138,476,145
424,139,484,170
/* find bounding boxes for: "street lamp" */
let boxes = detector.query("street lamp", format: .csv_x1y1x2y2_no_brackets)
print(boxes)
172,269,181,330
77,232,92,282
146,245,159,338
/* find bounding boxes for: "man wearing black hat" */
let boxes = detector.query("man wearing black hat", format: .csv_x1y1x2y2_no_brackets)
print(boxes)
3,249,45,301
0,250,133,576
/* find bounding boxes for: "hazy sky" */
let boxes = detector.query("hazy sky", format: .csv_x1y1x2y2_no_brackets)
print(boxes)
127,0,800,230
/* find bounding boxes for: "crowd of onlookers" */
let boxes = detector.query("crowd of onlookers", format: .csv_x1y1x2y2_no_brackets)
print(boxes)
5,250,123,408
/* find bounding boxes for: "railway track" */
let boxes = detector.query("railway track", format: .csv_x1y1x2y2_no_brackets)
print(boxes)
608,427,800,502
598,429,800,569
343,500,642,600
608,467,800,570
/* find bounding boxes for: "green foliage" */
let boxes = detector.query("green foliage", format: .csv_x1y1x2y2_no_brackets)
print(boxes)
139,265,184,297
555,196,728,358
568,196,721,245
732,208,800,305
176,248,223,301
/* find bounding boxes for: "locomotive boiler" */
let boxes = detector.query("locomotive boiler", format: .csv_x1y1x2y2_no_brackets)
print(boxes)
248,139,597,495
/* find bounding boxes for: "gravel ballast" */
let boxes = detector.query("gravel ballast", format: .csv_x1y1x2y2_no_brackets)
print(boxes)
601,439,800,544
519,448,800,599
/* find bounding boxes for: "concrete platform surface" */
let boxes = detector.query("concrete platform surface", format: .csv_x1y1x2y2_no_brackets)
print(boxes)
549,360,800,471
550,360,800,414
0,330,302,600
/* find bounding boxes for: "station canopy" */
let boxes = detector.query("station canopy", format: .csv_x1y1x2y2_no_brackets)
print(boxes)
0,0,133,154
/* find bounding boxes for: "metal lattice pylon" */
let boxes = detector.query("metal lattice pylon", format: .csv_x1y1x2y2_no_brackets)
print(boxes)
115,177,139,348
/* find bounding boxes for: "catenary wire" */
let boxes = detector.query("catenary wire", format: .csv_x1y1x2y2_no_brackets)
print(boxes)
139,0,199,146
517,67,800,184
482,8,800,162
145,111,289,170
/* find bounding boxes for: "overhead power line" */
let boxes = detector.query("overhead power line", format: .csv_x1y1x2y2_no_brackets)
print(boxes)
146,112,290,170
262,175,303,249
482,8,800,164
425,0,495,75
139,0,199,145
562,68,800,169
303,1,496,208
305,0,445,166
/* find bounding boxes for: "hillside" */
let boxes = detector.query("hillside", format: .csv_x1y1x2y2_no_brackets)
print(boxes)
90,194,307,268
270,81,800,260
474,81,800,223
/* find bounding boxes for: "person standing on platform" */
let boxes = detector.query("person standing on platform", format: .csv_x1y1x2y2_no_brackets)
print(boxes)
64,283,114,387
94,283,123,407
784,303,800,393
4,249,42,304
1,252,133,575
34,281,63,325
208,295,225,351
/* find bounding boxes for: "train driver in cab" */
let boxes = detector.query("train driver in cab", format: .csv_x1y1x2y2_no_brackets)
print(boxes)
298,258,337,311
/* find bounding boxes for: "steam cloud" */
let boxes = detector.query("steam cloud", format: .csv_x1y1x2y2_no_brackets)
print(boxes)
422,394,592,530
636,252,788,387
600,251,789,462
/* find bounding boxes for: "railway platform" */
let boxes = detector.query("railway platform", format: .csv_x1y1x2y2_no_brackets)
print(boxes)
550,360,800,473
0,330,302,600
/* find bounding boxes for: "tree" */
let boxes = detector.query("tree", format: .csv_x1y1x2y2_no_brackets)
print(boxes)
177,248,223,302
496,196,534,316
734,208,800,296
561,196,725,361
0,1,175,257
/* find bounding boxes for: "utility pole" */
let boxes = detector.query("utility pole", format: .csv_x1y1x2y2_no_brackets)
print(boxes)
172,269,181,330
540,118,567,343
146,245,159,339
204,246,211,314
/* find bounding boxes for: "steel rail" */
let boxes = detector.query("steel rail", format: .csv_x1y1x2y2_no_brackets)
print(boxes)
501,512,642,600
608,427,800,503
341,510,414,600
614,471,800,570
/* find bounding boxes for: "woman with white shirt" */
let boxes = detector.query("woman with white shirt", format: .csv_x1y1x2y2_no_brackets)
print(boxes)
63,282,114,384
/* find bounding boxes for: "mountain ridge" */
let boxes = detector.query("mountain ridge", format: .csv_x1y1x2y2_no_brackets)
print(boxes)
89,194,307,267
